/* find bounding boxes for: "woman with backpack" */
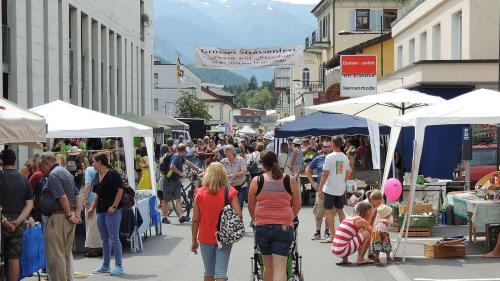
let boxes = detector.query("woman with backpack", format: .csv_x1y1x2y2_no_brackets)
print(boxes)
248,151,302,281
191,162,242,281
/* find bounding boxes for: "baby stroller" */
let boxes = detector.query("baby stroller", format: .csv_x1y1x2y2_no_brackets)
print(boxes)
251,218,304,281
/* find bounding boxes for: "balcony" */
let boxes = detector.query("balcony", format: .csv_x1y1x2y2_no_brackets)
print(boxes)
300,81,323,92
2,25,10,66
394,0,426,24
305,30,330,53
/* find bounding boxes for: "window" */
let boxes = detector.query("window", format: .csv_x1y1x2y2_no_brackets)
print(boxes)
356,9,370,31
322,14,330,39
383,10,397,30
432,24,441,60
397,45,403,69
420,32,427,60
302,68,310,87
452,11,462,59
409,38,415,64
154,72,159,87
154,98,159,111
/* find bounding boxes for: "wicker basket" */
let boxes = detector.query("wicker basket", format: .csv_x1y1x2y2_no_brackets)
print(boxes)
398,214,437,228
399,203,434,215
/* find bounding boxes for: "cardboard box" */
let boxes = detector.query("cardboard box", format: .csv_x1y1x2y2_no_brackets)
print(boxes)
424,243,465,258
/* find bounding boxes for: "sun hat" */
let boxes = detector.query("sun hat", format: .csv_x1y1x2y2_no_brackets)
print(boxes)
68,146,82,156
264,132,274,140
292,138,301,145
377,204,392,218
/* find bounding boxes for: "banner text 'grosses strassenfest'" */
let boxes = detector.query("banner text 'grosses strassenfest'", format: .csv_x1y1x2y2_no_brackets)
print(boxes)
194,46,304,69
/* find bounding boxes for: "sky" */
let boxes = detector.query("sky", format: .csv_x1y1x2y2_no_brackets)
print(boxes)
273,0,320,4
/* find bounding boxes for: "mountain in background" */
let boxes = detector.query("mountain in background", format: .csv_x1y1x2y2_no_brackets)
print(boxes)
153,0,315,85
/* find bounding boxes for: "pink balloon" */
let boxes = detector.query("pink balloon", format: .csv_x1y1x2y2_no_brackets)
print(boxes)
384,178,402,201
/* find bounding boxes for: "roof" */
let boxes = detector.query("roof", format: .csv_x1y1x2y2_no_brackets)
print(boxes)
201,86,236,108
325,33,392,69
0,97,46,144
311,0,330,15
204,86,234,97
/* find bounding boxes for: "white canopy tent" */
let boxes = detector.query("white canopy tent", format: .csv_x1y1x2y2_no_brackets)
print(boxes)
145,111,189,130
239,125,257,135
391,88,500,260
30,100,156,192
276,115,296,126
0,97,46,145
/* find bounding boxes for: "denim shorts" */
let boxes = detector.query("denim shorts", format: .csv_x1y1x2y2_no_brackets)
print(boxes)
255,224,294,256
200,243,232,280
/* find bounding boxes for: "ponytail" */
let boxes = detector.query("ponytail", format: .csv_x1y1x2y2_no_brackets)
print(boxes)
261,150,283,180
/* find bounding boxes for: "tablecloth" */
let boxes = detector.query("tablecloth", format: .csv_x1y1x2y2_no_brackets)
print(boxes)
446,191,500,226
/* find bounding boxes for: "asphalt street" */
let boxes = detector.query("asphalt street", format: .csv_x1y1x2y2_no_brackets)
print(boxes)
28,203,500,281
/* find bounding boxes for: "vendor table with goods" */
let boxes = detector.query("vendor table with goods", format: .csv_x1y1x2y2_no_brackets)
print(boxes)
402,181,450,211
120,192,162,253
445,191,500,246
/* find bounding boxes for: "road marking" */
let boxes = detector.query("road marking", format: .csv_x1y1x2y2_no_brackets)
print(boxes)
397,255,483,259
415,278,500,281
385,264,412,281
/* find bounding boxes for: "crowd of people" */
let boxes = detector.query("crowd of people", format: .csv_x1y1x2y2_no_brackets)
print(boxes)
0,132,412,281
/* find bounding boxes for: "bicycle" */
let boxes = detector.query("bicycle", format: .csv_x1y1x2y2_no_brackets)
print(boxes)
166,171,203,220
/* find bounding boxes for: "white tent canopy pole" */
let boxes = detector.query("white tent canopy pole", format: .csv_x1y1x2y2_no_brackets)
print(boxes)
381,126,402,190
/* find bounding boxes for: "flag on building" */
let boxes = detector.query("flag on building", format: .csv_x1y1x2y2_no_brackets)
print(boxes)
176,55,185,82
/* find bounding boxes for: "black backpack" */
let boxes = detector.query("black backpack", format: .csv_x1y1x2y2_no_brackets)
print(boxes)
256,174,292,196
159,153,173,174
248,153,259,173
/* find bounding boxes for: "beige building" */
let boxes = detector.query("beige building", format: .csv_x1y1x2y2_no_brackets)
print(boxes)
200,86,236,126
292,52,323,117
378,0,499,93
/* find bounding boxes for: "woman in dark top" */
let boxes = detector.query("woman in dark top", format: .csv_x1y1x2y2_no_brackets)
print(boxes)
87,153,124,276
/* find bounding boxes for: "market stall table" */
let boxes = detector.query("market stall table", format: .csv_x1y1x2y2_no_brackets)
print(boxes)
446,191,500,245
402,181,449,211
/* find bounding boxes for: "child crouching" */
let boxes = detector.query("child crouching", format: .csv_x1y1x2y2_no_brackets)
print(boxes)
332,201,374,265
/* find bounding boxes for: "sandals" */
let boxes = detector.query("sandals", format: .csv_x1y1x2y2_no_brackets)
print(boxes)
320,238,333,243
357,260,375,266
336,261,352,266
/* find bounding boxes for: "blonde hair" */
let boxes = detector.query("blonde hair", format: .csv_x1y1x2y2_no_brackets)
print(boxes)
370,189,384,201
202,162,228,194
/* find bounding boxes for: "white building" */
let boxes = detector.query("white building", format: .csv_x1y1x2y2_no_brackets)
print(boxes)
1,0,154,116
153,62,201,117
378,0,499,94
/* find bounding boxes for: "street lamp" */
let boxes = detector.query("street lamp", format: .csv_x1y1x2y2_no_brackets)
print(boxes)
338,14,387,76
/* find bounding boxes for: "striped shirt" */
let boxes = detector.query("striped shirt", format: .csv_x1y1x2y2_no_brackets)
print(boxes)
332,217,365,257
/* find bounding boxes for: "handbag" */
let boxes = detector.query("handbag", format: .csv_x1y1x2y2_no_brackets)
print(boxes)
216,186,245,248
118,177,135,209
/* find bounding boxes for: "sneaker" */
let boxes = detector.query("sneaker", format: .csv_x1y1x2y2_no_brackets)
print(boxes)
110,266,124,276
93,266,110,274
323,232,331,239
162,217,171,224
311,232,321,240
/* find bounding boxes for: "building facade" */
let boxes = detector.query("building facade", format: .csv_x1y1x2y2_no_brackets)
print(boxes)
292,52,323,117
153,62,201,117
378,0,499,94
200,85,235,125
1,0,154,116
306,0,401,91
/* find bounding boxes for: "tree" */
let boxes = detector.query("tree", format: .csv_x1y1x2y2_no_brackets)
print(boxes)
248,75,259,91
176,91,212,120
246,88,276,110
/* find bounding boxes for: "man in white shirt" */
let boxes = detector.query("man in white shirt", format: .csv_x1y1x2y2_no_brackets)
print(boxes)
318,136,351,243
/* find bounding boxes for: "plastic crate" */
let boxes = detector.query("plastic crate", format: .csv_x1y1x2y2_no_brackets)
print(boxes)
399,203,434,214
398,214,437,228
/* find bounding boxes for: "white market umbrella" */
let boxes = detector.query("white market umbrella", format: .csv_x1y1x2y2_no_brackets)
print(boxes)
307,88,446,184
276,115,296,126
239,125,257,135
308,89,445,126
0,97,46,145
391,88,500,261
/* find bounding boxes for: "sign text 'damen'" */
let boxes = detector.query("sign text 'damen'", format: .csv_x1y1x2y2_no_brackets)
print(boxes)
340,55,377,97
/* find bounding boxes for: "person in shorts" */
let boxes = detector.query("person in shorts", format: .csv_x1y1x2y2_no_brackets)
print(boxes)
163,143,200,224
318,136,351,243
1,149,34,281
305,141,332,240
